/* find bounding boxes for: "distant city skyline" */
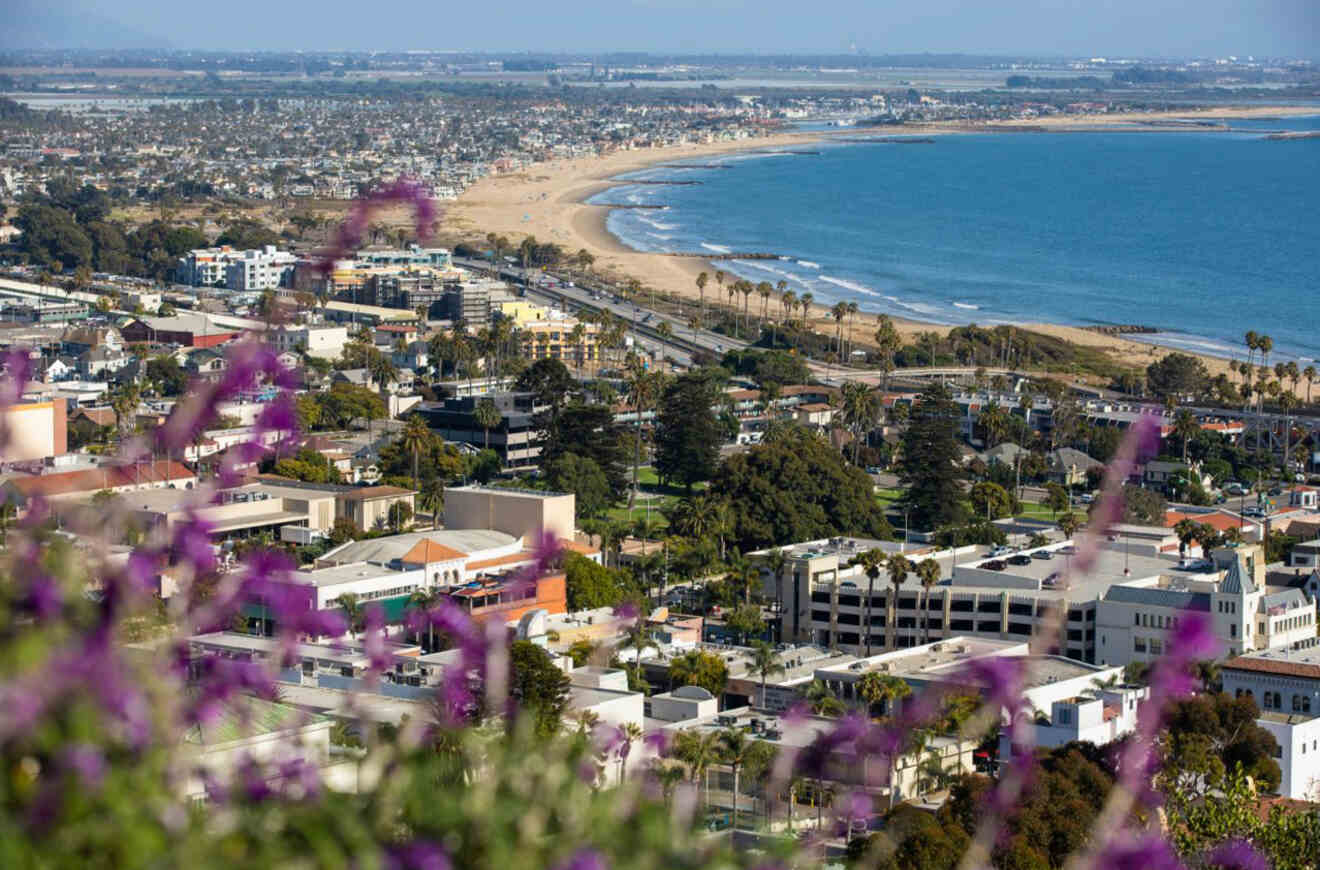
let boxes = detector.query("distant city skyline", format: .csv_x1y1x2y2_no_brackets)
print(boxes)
5,0,1318,60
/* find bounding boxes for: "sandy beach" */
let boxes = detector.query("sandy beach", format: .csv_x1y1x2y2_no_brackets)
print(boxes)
445,106,1314,383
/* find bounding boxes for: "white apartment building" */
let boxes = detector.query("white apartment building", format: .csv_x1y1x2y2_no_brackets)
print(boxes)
225,246,298,291
177,245,296,291
270,324,349,360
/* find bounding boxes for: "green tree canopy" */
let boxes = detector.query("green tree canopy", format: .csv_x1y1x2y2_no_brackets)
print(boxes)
544,453,613,519
668,649,729,698
562,551,636,611
1146,352,1210,400
654,368,725,491
509,640,572,738
897,384,969,531
711,425,892,551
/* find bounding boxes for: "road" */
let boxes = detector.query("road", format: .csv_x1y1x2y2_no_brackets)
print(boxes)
453,256,751,370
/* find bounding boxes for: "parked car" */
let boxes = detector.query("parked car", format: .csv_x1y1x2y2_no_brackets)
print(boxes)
983,560,1007,571
1223,482,1245,495
1008,554,1033,566
1032,550,1054,560
988,545,1014,558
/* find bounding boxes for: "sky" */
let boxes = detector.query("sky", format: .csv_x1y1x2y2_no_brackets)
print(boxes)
8,0,1319,58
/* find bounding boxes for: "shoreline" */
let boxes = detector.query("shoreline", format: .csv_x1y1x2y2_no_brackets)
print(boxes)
447,105,1317,382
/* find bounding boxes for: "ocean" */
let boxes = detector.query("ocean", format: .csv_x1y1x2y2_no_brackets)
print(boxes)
591,114,1320,363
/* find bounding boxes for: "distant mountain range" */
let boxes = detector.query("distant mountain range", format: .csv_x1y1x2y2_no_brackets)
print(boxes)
3,1,170,51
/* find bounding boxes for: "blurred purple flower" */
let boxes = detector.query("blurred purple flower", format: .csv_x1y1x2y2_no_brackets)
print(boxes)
552,849,608,870
1204,839,1269,870
315,176,436,276
1091,833,1186,870
387,841,451,870
60,744,106,788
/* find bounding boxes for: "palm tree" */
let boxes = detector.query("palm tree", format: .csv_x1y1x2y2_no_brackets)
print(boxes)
845,302,859,361
839,381,879,466
1304,365,1316,405
408,586,443,650
855,671,911,717
746,640,785,708
695,271,709,330
915,559,941,643
334,592,362,638
725,554,761,607
717,728,754,831
400,415,431,489
762,547,788,621
780,289,796,335
624,361,664,507
672,728,720,807
802,679,845,716
873,316,901,396
757,281,773,328
884,553,911,651
418,476,445,529
799,293,814,331
617,721,643,781
848,549,885,657
473,397,501,450
1172,409,1198,464
1058,512,1081,541
831,302,848,360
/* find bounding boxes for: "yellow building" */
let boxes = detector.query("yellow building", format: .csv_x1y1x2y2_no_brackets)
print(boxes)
517,316,601,370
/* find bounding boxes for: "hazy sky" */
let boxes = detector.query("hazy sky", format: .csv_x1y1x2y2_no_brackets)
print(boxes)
16,0,1320,57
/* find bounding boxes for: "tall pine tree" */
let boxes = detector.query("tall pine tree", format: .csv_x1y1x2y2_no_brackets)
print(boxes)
897,383,968,531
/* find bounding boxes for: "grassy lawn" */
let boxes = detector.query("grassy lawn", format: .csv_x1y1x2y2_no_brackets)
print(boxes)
1015,501,1059,521
605,501,675,530
874,487,903,511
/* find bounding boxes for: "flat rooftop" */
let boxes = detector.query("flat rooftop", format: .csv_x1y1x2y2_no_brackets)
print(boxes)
816,637,1027,681
759,536,936,561
292,561,408,589
952,544,1200,600
189,631,421,665
1258,710,1320,725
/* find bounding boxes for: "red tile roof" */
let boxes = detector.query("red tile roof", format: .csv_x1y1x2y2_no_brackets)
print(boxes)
1222,655,1320,680
401,539,468,564
5,461,194,498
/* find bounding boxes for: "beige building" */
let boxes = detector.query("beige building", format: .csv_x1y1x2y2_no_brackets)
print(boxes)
443,485,575,544
0,399,67,461
515,315,601,371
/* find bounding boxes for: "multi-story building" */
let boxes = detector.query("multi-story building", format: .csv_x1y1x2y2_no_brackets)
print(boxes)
754,537,1314,666
412,392,545,468
225,246,298,291
269,324,348,361
178,245,296,290
1095,546,1316,666
1221,643,1320,800
517,314,602,370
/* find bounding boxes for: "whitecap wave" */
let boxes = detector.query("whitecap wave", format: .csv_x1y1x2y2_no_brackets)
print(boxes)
953,302,980,310
797,260,821,269
701,243,732,254
819,275,880,297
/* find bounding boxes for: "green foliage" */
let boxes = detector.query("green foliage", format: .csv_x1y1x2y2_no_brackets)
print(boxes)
538,402,630,502
145,355,188,397
307,382,387,430
969,481,1016,521
849,803,970,870
724,604,765,642
1163,693,1281,794
269,448,343,485
215,218,280,250
668,649,729,698
563,552,635,611
515,357,575,412
718,348,809,389
509,640,572,739
544,453,613,518
654,368,725,491
898,384,969,531
711,425,892,551
1111,484,1168,525
1165,769,1320,870
1146,352,1210,399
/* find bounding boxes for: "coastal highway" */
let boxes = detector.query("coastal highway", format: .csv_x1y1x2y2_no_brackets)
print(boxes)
452,256,752,368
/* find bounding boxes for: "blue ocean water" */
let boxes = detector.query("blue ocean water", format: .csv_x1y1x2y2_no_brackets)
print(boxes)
591,115,1320,362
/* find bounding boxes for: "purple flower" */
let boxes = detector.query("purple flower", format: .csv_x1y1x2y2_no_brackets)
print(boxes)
1091,833,1186,870
387,841,451,870
1204,839,1269,870
20,571,62,622
60,744,106,788
552,849,608,870
961,655,1027,716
